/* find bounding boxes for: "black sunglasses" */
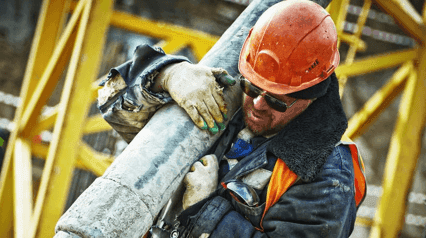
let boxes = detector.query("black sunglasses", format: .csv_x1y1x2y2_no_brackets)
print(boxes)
239,75,298,112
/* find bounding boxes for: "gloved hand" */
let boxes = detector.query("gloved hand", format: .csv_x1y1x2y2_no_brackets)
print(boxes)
182,154,219,210
154,62,235,134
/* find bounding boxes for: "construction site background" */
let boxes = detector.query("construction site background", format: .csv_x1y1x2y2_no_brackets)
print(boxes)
0,0,425,237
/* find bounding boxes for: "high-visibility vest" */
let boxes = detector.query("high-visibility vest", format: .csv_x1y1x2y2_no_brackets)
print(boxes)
256,135,366,232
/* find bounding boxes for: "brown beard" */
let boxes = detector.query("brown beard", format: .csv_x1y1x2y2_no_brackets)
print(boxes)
243,111,283,137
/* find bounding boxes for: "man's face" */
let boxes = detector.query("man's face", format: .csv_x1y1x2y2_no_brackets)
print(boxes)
243,92,312,136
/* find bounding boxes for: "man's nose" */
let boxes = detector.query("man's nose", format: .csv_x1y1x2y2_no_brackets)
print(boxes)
253,95,269,110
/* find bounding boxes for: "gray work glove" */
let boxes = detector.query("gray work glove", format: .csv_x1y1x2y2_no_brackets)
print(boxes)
182,154,219,210
155,62,235,133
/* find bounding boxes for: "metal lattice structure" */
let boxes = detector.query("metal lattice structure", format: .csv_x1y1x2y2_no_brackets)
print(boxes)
329,0,426,237
0,0,425,237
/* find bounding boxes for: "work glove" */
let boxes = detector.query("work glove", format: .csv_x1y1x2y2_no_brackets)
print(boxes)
156,62,236,134
182,154,219,210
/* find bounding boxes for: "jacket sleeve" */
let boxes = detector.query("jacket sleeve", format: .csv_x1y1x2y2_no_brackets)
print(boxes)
208,145,358,238
97,44,190,143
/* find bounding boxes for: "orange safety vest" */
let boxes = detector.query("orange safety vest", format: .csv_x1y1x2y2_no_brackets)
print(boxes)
256,135,366,232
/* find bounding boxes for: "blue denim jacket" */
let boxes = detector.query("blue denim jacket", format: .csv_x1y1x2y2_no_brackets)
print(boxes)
209,143,357,238
177,108,358,238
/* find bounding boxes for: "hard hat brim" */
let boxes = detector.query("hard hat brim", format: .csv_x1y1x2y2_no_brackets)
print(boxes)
239,46,340,96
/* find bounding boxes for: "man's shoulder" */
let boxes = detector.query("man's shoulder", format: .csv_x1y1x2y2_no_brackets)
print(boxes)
321,144,354,176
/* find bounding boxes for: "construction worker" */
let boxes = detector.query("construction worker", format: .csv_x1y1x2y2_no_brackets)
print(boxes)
98,0,366,237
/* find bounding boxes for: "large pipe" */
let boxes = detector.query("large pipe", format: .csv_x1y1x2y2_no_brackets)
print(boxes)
54,0,328,237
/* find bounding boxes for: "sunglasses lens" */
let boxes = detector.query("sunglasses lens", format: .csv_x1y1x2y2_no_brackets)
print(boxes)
240,75,291,112
240,78,260,98
264,95,288,112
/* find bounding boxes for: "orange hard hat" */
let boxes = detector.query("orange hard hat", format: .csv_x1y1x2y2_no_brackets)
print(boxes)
238,0,340,95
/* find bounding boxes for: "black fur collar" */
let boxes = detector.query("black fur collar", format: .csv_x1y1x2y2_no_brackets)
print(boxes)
267,73,348,182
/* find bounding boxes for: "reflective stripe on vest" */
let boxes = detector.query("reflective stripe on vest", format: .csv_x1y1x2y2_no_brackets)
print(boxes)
340,134,367,207
257,135,367,231
257,159,297,232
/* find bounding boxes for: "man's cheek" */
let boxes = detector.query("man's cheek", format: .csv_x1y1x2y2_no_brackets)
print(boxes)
243,97,253,113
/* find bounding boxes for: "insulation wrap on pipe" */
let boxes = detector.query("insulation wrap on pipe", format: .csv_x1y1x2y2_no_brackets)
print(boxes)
54,0,308,237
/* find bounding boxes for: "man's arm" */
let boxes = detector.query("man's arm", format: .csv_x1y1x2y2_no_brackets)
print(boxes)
97,45,190,143
98,44,231,143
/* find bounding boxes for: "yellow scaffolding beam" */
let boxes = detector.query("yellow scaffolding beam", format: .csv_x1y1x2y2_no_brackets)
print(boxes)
78,143,113,177
369,53,426,237
336,0,372,96
335,48,419,78
345,61,412,139
19,0,85,137
31,143,112,176
366,1,426,237
82,115,112,134
70,0,220,61
109,10,219,61
345,0,371,64
374,0,426,44
0,0,71,237
330,0,426,237
327,0,350,48
30,107,59,138
13,139,33,238
30,0,113,236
